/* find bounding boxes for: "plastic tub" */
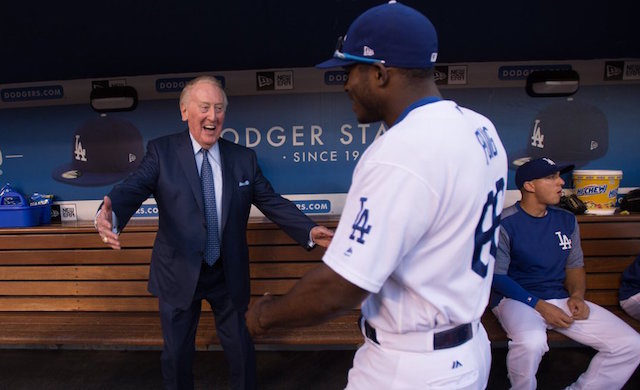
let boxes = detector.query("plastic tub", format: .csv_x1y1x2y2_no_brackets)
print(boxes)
573,170,623,215
0,190,49,227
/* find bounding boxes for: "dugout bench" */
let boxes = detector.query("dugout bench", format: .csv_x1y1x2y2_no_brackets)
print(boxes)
0,215,639,349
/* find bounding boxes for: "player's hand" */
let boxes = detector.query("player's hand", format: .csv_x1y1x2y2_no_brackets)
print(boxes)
245,294,275,337
535,299,574,328
311,226,334,248
567,297,590,320
95,196,121,250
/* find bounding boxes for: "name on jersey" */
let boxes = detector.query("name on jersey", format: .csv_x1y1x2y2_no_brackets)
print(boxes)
475,126,499,164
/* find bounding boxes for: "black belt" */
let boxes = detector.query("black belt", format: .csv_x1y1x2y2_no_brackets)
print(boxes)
362,319,473,350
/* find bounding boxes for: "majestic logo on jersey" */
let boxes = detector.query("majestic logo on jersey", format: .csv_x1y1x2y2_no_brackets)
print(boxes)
555,231,572,250
349,197,372,244
531,120,544,148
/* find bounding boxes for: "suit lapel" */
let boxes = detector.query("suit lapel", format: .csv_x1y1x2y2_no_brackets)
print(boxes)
219,139,234,235
176,130,205,214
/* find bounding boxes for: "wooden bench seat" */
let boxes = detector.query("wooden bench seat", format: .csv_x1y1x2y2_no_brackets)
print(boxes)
0,218,363,348
0,311,363,348
0,215,639,349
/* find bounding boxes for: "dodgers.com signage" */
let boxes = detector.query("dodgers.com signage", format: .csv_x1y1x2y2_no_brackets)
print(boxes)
1,85,64,102
498,64,572,80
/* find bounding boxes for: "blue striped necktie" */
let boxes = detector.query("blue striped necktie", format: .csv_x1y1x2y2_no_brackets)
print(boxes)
200,149,220,266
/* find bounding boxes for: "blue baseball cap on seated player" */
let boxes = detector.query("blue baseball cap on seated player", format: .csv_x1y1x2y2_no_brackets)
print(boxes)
515,157,575,189
316,1,438,69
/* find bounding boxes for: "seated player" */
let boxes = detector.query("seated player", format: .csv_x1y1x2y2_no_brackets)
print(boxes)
491,157,640,389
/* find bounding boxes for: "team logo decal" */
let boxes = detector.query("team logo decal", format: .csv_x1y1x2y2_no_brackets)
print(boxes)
349,197,372,244
531,120,544,148
555,231,572,250
74,135,87,162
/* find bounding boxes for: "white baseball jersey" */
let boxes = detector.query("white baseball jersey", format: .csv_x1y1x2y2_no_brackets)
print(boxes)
323,99,507,334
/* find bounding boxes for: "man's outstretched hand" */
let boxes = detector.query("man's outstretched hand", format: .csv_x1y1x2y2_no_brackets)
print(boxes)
95,196,121,250
311,226,334,248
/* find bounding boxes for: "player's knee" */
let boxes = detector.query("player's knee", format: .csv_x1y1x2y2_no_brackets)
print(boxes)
605,330,640,360
622,332,640,358
511,331,548,355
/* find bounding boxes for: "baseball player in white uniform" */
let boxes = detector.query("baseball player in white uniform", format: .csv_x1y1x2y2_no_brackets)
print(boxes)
245,2,508,389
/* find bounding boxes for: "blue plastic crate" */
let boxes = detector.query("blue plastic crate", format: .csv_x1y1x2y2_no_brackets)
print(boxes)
0,190,50,228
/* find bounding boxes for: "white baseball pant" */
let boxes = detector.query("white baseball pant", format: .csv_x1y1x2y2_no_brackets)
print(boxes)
345,323,491,389
493,297,640,390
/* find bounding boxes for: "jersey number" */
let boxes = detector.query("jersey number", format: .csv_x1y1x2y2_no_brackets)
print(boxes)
471,178,505,278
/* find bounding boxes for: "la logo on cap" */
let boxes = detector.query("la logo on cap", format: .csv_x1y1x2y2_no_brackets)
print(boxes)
74,135,87,162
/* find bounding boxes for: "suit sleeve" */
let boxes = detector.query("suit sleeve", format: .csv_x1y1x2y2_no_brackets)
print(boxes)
249,152,316,247
107,141,159,231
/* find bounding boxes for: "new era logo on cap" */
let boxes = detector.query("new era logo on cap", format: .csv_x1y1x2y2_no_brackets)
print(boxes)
52,116,144,187
363,46,375,57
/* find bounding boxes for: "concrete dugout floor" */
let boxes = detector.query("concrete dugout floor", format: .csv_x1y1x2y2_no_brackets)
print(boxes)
1,347,639,389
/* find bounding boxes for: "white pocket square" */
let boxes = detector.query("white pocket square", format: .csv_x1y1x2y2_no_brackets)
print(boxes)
238,180,250,187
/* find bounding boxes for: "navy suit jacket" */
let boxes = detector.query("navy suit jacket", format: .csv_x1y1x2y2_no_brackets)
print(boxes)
108,130,316,311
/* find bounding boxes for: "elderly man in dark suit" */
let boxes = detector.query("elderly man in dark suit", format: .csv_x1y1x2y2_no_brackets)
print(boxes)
95,75,333,390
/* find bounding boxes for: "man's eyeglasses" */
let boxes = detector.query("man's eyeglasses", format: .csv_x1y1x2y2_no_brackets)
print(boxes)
333,36,385,65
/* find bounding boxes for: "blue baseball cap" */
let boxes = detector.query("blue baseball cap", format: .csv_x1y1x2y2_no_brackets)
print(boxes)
316,1,438,69
515,157,575,189
509,100,609,170
52,116,144,187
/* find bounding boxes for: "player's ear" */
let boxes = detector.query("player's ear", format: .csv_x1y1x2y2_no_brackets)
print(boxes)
372,63,390,86
522,181,536,193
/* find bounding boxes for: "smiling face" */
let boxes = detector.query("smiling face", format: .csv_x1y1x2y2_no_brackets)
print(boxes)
180,80,227,149
343,64,384,124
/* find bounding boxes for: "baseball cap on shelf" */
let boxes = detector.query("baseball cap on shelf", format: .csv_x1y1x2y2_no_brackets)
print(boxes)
510,99,608,169
515,157,575,189
52,116,144,187
316,1,438,69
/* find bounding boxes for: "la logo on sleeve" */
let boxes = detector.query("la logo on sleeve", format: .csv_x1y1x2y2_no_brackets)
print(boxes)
349,197,372,244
